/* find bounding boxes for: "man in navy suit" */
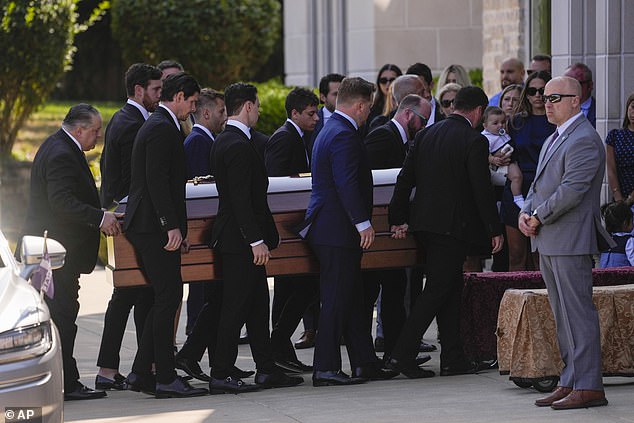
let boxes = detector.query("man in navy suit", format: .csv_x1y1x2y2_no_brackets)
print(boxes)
300,77,397,386
183,88,227,179
96,63,161,391
264,87,320,373
564,63,596,128
123,73,207,398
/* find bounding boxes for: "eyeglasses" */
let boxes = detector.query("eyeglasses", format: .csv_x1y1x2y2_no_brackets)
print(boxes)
440,99,454,108
541,94,577,103
379,77,396,85
407,109,428,126
525,86,545,96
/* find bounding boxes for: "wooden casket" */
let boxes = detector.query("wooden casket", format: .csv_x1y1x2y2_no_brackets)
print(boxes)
106,168,423,287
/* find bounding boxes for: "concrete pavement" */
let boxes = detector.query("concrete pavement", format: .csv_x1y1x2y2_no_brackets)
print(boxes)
64,267,634,423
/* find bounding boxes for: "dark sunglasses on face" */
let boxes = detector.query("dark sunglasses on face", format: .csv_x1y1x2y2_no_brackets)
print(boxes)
541,93,577,103
407,108,428,126
526,86,545,96
379,77,396,85
440,99,454,108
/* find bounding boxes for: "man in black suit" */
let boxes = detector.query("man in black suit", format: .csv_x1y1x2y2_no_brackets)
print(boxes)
209,82,303,394
123,73,207,399
363,94,430,360
263,87,320,373
386,86,504,378
299,77,397,386
22,104,122,400
96,63,162,391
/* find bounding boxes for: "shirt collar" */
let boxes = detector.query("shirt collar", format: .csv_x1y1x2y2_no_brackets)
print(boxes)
193,123,214,141
159,103,181,130
390,118,408,144
127,98,150,120
426,98,437,127
322,107,333,122
286,118,304,137
226,119,251,139
557,111,584,136
580,96,592,115
334,110,358,130
61,127,83,151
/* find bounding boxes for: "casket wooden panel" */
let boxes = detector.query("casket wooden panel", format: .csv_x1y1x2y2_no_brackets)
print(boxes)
106,169,422,287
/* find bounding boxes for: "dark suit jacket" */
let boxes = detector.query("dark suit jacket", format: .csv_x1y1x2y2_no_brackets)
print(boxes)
209,124,279,254
587,96,596,128
250,129,269,161
124,106,187,236
99,103,145,208
364,121,408,169
389,114,502,249
308,107,325,154
23,129,103,273
264,121,310,176
184,125,214,179
300,112,373,248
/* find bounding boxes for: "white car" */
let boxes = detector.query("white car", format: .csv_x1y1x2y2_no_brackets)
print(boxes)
0,231,66,423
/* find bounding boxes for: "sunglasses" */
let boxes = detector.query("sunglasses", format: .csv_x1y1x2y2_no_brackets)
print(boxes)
379,77,396,85
440,99,454,108
407,108,428,126
525,86,545,96
541,94,577,103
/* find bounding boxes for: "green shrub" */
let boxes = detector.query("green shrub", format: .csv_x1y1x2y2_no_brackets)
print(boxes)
111,0,281,89
252,79,290,136
469,68,483,88
0,0,107,159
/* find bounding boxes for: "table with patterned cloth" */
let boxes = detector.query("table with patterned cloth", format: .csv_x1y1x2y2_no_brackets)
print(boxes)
496,285,634,384
460,268,634,362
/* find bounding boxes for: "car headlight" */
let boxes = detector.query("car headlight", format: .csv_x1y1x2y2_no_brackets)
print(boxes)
0,321,53,364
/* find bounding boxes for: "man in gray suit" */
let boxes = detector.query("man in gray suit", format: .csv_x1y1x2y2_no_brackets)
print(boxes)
519,76,613,410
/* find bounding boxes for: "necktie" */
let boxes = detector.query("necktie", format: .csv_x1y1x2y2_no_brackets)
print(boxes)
545,130,559,152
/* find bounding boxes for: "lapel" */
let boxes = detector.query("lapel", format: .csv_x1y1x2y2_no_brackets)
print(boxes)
285,121,311,166
58,130,99,202
386,121,407,155
193,125,213,143
535,115,586,180
227,125,267,177
331,112,357,133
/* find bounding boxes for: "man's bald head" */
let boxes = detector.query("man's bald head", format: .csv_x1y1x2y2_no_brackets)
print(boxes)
392,75,424,105
544,76,582,126
499,57,525,89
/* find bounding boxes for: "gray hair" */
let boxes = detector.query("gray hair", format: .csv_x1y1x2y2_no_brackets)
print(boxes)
62,103,100,130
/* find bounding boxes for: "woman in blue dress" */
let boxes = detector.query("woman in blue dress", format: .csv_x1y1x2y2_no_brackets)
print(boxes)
606,93,634,202
500,70,556,270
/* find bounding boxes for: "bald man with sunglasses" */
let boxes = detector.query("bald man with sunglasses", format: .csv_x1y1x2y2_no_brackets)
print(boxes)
519,76,614,410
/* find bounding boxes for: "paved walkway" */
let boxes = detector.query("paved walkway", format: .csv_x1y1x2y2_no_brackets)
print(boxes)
64,267,634,423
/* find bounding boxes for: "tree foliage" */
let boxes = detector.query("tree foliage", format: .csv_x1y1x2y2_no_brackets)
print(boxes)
0,0,108,158
111,0,281,89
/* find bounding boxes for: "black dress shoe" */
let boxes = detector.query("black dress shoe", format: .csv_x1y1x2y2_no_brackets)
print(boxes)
419,341,437,352
275,358,313,373
255,370,303,388
209,376,260,394
312,370,367,387
294,330,315,349
64,382,107,401
126,372,156,395
439,361,480,376
232,366,255,379
415,355,432,366
385,358,435,379
155,376,208,399
175,356,211,382
351,364,398,381
95,373,128,390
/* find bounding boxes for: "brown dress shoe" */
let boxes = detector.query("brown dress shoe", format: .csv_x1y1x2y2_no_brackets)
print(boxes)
534,386,572,407
294,330,316,349
551,389,608,410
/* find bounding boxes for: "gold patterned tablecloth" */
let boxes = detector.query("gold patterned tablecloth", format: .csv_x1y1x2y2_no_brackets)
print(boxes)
496,284,634,379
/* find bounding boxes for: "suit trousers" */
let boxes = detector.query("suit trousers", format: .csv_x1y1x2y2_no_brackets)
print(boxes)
311,244,377,371
270,275,319,361
96,286,153,369
178,281,223,365
186,282,208,334
391,231,467,366
45,265,81,392
126,231,183,384
362,269,407,357
212,252,275,379
539,254,603,390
